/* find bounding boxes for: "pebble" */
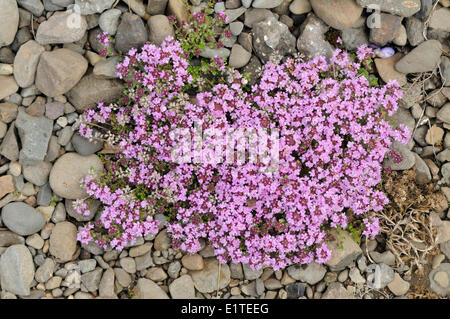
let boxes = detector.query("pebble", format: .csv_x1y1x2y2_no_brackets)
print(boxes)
429,7,450,33
349,267,365,284
120,257,137,274
71,133,103,156
147,0,168,15
225,7,247,23
154,229,171,251
23,161,52,187
441,57,450,87
36,11,88,45
0,76,19,101
264,278,282,290
0,64,13,76
135,251,154,271
45,276,62,290
34,257,55,283
129,242,153,258
322,282,354,299
253,16,296,63
99,268,115,297
0,244,35,296
168,260,181,278
95,255,110,270
56,116,68,127
325,230,362,271
0,47,15,64
393,24,407,46
356,0,420,17
49,221,78,262
242,263,263,280
287,262,327,285
244,8,273,28
414,154,432,184
384,140,416,171
341,20,369,51
366,263,395,289
425,125,444,146
35,49,88,98
148,15,174,46
45,102,65,120
374,53,407,86
387,273,410,296
229,44,252,68
115,13,148,53
168,0,188,23
75,0,115,15
0,103,18,124
79,259,97,274
181,254,204,271
25,233,44,250
1,202,46,236
429,263,450,296
289,0,311,14
338,269,349,282
66,74,123,112
114,267,132,287
17,0,45,16
0,127,16,161
169,275,196,299
61,127,74,145
229,21,244,36
252,0,283,8
0,174,15,199
369,250,396,266
436,221,450,244
0,230,25,247
190,258,231,293
241,281,258,297
369,13,403,46
0,0,19,48
99,9,122,35
133,278,169,299
200,47,231,59
49,152,103,200
432,254,445,269
285,282,306,299
81,268,103,292
230,262,244,280
395,40,443,74
297,14,334,61
428,89,448,108
310,0,363,30
405,17,425,47
145,267,168,282
255,278,265,296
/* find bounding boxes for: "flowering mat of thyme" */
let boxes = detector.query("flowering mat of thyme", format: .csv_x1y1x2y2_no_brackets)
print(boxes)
0,0,449,300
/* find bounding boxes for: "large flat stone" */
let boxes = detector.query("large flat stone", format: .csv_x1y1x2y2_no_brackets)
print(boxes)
0,244,35,296
15,107,53,166
35,49,88,97
49,152,103,199
66,74,123,111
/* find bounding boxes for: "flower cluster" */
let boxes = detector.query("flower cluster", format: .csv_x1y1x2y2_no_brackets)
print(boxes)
170,0,231,91
77,38,409,270
388,150,403,164
97,31,114,58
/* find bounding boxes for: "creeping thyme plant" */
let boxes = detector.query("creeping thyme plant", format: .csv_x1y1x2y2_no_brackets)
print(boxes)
75,27,410,270
170,0,232,92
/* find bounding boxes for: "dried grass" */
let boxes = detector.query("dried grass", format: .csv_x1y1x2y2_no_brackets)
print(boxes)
374,169,443,277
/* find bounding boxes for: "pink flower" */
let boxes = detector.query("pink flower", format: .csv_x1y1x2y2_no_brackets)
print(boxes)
77,40,405,270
